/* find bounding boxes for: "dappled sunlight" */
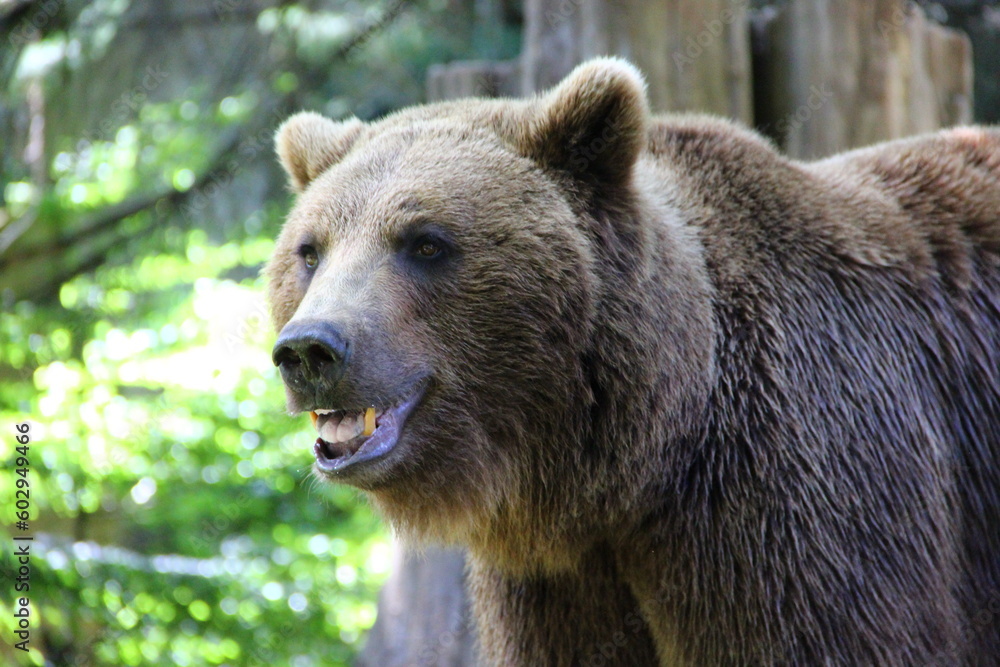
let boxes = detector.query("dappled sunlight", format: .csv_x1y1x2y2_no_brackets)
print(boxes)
0,0,529,664
0,230,391,665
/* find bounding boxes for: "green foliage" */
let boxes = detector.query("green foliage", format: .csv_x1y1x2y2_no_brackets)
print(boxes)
1,1,522,664
0,227,391,666
1,63,386,667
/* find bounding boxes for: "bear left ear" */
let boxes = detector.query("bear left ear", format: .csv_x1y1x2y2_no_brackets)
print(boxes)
520,58,649,188
275,112,365,192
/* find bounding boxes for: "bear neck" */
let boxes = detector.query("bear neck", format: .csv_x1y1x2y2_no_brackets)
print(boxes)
465,175,719,576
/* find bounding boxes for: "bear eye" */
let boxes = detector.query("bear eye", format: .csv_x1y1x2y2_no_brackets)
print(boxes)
299,244,319,269
414,240,441,259
408,234,446,261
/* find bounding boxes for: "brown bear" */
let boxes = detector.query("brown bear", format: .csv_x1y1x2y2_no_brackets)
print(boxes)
266,58,1000,665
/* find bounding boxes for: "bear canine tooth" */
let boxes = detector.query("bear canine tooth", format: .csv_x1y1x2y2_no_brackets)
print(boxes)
363,407,376,436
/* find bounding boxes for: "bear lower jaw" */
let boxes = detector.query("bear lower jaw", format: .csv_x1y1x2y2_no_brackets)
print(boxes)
312,383,426,480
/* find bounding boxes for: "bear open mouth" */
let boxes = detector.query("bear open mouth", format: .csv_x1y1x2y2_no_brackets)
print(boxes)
311,384,425,475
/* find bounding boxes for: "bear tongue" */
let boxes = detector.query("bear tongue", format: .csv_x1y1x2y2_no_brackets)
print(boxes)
316,436,362,460
314,414,360,459
337,414,364,441
313,408,385,461
319,413,362,443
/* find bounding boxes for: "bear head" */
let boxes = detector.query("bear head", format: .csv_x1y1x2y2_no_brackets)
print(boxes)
266,59,713,570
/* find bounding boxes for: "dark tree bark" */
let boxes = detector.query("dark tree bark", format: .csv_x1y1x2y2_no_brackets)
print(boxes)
357,546,478,667
753,0,972,158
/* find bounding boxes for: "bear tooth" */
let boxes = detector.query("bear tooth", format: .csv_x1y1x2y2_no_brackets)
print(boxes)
315,408,335,415
363,407,376,436
320,419,340,443
336,418,357,442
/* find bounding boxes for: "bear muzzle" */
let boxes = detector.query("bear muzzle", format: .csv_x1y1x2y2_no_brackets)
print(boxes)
272,318,350,392
273,318,428,479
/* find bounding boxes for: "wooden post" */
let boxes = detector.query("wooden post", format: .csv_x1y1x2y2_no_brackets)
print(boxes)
356,545,477,667
522,0,752,120
426,60,521,101
433,0,753,121
753,0,972,158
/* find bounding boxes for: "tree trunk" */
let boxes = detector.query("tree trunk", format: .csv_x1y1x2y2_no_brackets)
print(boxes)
752,0,972,158
523,0,752,120
434,0,753,120
357,545,478,667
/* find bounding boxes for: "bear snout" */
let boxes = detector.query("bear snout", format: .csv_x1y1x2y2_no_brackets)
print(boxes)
272,319,350,395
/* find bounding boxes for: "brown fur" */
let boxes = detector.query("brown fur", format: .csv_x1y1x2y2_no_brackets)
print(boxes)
267,59,1000,665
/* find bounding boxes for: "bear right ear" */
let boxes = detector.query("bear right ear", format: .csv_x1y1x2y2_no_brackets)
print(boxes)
275,112,364,192
517,58,649,189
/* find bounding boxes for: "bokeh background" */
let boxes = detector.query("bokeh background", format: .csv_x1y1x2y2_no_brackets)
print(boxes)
0,1,997,665
0,2,519,665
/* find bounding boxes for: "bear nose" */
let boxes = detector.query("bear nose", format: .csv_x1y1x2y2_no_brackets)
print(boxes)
272,320,350,390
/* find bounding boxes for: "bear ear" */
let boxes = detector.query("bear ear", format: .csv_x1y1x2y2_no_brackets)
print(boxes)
520,58,648,188
275,112,365,192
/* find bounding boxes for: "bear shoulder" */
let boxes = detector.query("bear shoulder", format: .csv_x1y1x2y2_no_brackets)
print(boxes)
644,118,1000,285
809,126,1000,260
